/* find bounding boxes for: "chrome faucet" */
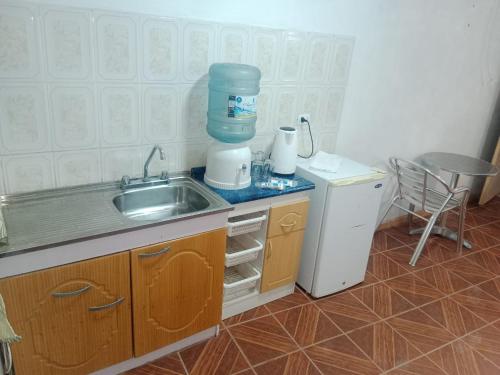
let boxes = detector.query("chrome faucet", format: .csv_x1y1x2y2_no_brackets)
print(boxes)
144,145,166,181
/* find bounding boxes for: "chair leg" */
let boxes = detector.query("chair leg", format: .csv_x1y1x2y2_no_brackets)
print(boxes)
407,203,415,233
409,212,439,266
378,196,398,227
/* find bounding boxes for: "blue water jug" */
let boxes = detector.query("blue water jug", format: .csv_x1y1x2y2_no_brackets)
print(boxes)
207,63,261,143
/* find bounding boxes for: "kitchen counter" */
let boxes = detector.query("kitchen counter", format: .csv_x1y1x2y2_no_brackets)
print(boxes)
191,167,315,204
0,175,232,258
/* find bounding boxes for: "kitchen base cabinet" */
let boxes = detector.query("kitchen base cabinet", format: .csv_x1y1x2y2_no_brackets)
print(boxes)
261,230,305,292
131,229,226,356
261,198,309,293
0,252,132,375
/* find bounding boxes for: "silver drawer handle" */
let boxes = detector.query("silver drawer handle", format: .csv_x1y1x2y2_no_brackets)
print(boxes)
52,285,92,298
88,297,124,312
139,246,171,258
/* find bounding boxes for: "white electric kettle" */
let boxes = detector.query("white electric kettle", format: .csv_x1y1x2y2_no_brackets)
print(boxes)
271,126,298,174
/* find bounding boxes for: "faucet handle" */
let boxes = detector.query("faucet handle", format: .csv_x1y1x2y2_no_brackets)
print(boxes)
120,175,131,188
160,170,169,181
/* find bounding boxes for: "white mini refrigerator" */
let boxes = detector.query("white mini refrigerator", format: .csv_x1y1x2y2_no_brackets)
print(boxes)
296,156,386,298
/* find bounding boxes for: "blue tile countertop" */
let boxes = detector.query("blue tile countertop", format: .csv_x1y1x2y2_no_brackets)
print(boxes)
191,167,315,205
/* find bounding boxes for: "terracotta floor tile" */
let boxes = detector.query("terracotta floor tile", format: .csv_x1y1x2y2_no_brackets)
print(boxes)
462,323,500,368
428,340,499,375
149,353,186,374
348,321,421,371
469,205,500,223
179,330,250,375
387,308,455,355
351,282,415,319
305,335,380,375
253,351,320,375
366,253,408,281
420,238,465,263
124,364,181,375
476,221,500,239
413,265,471,294
384,273,444,307
315,292,380,333
477,277,500,301
451,286,500,323
344,271,380,293
371,230,405,253
441,257,495,285
464,228,500,250
229,315,298,366
383,245,436,271
420,297,487,337
274,303,341,347
233,370,254,375
386,355,447,374
385,226,420,245
224,305,271,327
464,210,493,228
464,249,500,275
264,288,310,313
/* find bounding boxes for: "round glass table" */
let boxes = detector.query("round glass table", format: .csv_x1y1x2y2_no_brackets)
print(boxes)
413,152,499,248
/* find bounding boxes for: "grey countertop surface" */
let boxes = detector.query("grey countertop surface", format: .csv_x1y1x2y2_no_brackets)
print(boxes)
0,175,233,258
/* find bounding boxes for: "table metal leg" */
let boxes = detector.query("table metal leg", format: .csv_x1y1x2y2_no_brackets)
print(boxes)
408,226,472,249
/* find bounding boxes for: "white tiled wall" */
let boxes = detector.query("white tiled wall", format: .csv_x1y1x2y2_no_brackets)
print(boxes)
0,1,354,194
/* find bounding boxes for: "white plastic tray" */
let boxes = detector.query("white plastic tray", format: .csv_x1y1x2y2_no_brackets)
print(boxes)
226,234,264,267
227,212,267,237
223,263,261,301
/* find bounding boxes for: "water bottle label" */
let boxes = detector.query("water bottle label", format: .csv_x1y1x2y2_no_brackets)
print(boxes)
228,95,256,119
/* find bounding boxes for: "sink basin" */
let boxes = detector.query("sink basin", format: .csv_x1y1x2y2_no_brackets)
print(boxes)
113,183,211,221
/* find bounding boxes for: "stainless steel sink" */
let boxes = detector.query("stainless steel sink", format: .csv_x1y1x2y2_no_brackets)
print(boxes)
113,180,212,221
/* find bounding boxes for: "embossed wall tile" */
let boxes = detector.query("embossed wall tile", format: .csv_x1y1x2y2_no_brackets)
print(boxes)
218,26,249,64
95,13,137,80
181,85,208,139
279,31,306,82
0,160,5,195
322,87,345,132
275,87,298,127
101,146,141,182
255,86,275,135
0,85,49,153
329,36,354,84
299,87,325,125
4,154,54,193
43,9,92,80
318,132,338,153
54,150,101,187
141,17,178,81
182,22,215,81
178,142,207,171
143,86,177,143
0,5,39,78
50,85,97,150
250,28,280,82
100,85,139,146
303,34,334,82
141,144,177,175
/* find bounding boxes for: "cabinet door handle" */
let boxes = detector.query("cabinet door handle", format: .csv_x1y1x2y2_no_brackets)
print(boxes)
139,246,171,258
88,297,125,312
267,241,272,259
280,221,297,228
52,284,91,298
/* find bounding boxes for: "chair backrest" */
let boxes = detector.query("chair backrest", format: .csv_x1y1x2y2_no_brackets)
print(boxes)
389,157,454,213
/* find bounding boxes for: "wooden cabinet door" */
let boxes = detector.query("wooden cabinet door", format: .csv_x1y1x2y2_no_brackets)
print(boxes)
261,230,305,293
131,229,225,356
0,252,132,375
267,198,309,238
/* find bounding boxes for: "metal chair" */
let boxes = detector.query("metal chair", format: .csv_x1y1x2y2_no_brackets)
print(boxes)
381,157,470,266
